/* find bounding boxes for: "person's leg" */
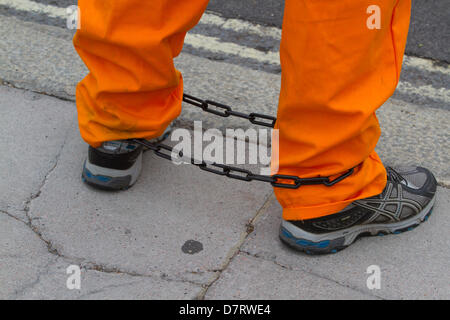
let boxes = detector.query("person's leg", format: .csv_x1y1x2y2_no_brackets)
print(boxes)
277,0,437,254
74,0,209,148
275,0,411,220
74,0,208,190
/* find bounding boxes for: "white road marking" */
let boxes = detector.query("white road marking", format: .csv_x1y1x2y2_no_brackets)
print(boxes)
1,0,449,103
403,56,450,76
185,33,279,65
0,0,65,19
200,12,282,40
397,82,450,103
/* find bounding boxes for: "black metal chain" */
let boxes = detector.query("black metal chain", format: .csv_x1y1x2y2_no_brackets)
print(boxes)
131,94,356,189
183,94,277,128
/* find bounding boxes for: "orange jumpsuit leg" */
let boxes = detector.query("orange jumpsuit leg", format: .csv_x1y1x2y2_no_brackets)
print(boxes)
74,0,209,148
275,0,411,220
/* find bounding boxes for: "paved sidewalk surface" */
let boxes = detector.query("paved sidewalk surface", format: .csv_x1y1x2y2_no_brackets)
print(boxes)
1,84,449,300
0,16,449,300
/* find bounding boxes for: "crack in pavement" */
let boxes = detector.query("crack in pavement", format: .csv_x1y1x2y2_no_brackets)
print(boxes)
12,255,58,299
0,207,205,298
0,120,205,298
195,192,275,300
80,262,205,287
0,208,25,224
73,280,144,300
238,249,385,300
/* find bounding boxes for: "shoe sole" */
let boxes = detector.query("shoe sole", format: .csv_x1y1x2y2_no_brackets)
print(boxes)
279,194,436,255
81,152,142,191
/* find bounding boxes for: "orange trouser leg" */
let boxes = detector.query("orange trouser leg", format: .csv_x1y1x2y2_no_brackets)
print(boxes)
275,0,411,220
74,0,209,148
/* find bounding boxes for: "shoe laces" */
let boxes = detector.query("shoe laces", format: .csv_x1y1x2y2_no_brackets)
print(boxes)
386,166,407,184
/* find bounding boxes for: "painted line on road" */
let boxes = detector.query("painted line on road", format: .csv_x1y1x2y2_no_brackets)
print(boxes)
403,56,450,76
0,0,64,19
200,11,282,40
397,82,450,103
185,33,279,65
1,0,449,103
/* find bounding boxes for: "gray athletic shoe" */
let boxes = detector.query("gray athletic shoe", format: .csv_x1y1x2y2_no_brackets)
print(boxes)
82,124,172,191
280,166,437,254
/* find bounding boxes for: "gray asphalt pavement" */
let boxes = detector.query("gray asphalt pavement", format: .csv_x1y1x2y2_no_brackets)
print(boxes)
1,0,448,62
208,0,450,63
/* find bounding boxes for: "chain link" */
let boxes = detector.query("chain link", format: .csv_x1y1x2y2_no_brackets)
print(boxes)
132,94,356,189
183,94,277,128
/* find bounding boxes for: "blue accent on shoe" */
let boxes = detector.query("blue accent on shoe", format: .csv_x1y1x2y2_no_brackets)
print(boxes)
84,168,92,178
281,228,330,249
83,167,111,182
95,175,112,182
295,239,330,249
281,228,293,239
